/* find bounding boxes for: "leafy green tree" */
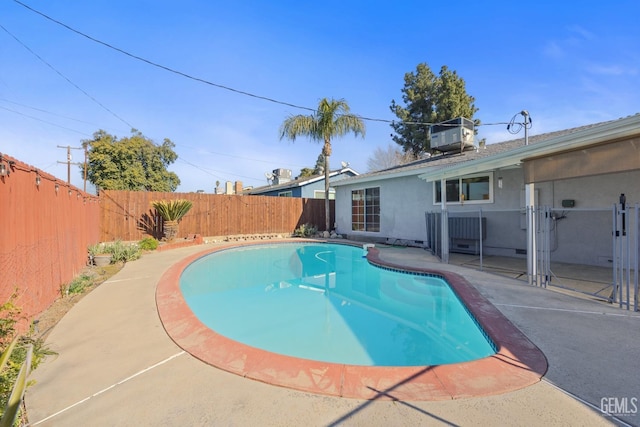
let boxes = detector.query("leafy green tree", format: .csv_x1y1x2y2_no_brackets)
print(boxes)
390,63,479,156
82,130,180,192
280,98,365,231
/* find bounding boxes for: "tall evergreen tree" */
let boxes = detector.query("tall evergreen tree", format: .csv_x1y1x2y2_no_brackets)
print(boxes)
390,63,479,156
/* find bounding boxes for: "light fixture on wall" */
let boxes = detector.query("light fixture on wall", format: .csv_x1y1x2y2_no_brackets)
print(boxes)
35,175,41,187
55,183,59,193
0,163,6,176
498,176,503,189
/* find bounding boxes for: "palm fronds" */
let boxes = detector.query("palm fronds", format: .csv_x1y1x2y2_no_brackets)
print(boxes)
151,199,193,222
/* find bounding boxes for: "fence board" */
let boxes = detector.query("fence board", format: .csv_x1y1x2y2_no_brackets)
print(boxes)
99,191,333,241
0,155,99,332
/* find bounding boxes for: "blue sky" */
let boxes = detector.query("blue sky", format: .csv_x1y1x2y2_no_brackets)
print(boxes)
1,1,639,192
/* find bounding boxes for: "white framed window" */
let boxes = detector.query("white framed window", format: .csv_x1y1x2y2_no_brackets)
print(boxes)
351,187,380,232
313,189,335,200
434,173,493,204
278,191,293,197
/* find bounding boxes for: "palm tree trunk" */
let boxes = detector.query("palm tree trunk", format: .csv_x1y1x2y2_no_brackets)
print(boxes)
324,146,330,232
163,220,179,241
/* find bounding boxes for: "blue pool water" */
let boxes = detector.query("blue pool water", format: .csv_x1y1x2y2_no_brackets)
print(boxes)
180,243,496,366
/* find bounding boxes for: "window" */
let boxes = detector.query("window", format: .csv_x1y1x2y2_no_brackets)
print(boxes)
278,191,292,197
313,189,335,200
434,174,492,204
352,187,380,232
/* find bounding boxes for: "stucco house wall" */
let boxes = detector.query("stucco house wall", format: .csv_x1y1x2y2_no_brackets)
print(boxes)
334,114,640,268
337,167,640,267
335,175,431,242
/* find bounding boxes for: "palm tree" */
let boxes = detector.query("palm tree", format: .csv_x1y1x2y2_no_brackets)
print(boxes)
280,98,365,231
151,199,193,241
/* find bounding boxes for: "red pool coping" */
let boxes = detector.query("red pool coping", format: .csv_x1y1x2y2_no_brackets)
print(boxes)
156,240,548,401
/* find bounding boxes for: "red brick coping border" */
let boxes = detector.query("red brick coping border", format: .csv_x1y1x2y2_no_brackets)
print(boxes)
156,240,548,401
156,234,204,252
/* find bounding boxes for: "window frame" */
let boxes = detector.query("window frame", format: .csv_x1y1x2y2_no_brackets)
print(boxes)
278,190,293,197
351,186,380,232
433,173,494,205
313,189,335,200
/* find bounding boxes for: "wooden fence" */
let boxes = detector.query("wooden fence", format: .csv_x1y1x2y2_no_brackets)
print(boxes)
0,154,99,332
100,190,334,241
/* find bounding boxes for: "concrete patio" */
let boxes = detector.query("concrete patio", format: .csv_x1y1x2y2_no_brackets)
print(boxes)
25,241,640,426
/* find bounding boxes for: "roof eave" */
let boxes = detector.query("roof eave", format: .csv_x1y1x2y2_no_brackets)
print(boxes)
332,166,428,186
419,114,640,182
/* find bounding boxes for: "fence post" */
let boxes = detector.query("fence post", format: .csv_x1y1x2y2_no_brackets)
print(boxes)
478,209,483,271
612,203,619,304
635,204,639,312
525,184,537,286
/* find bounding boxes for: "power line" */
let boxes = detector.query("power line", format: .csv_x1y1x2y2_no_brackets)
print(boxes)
0,97,120,128
11,0,515,130
177,143,308,168
0,105,91,135
0,22,134,129
12,0,315,114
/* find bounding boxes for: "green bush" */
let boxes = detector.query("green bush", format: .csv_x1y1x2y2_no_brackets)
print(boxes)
66,273,94,295
88,241,142,264
138,237,159,251
0,294,55,425
108,240,137,263
293,223,318,237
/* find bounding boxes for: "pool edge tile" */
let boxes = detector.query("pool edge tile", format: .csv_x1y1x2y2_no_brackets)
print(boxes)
156,241,548,401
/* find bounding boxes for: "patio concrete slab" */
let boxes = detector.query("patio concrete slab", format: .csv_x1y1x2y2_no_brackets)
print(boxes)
25,240,639,426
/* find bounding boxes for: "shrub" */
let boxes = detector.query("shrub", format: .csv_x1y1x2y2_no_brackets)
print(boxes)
109,241,141,263
66,273,94,295
138,237,159,251
87,242,109,257
0,294,54,425
87,241,142,264
293,223,318,237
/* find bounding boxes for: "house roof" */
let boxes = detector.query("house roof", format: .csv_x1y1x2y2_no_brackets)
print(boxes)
333,113,640,186
244,167,358,195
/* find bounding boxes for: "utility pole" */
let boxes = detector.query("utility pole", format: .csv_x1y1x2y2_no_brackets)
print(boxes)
83,145,87,192
57,145,85,188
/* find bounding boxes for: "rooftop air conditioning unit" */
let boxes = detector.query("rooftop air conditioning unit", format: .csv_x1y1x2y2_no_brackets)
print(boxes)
429,117,475,153
272,168,292,184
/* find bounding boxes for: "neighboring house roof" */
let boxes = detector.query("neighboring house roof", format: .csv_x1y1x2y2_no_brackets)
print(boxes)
333,113,640,186
245,167,359,195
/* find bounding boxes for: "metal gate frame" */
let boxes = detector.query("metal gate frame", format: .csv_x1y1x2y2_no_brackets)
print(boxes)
535,202,639,311
427,203,638,312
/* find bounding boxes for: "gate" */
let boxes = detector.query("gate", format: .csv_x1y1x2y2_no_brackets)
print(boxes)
535,199,639,311
427,201,638,312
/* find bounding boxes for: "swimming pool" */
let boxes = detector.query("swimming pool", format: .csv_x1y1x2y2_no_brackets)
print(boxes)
156,240,548,400
180,243,495,366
